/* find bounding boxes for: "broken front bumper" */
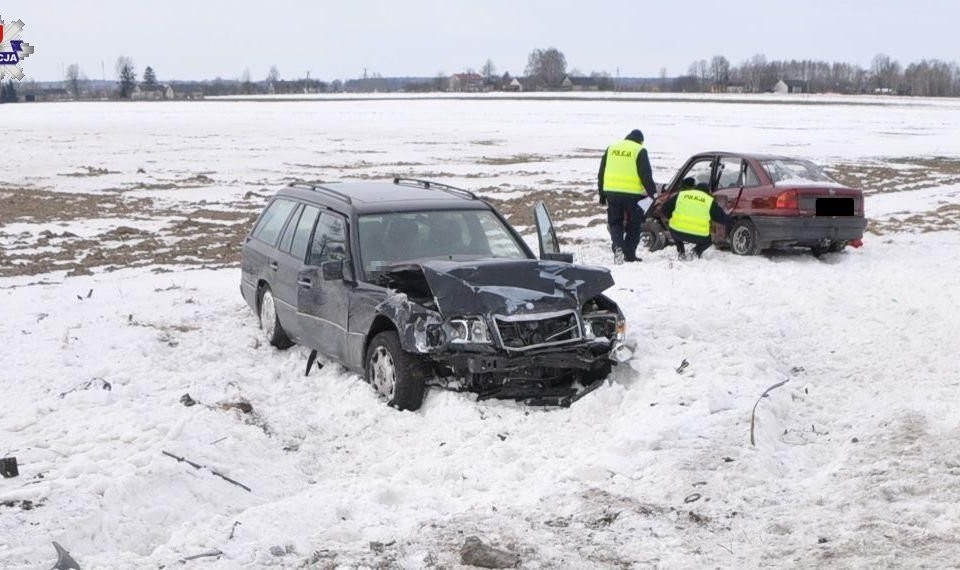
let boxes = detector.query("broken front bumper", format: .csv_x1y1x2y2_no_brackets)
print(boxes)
434,341,622,406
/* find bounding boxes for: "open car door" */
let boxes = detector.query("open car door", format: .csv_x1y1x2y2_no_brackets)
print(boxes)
533,201,573,263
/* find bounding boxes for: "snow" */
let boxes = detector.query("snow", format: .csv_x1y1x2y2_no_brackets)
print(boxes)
3,94,960,568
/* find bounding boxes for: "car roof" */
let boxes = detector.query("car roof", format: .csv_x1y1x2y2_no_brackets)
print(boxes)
279,180,493,215
694,151,815,162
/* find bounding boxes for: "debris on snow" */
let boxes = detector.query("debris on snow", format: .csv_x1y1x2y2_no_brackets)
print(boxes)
460,536,521,568
51,541,81,570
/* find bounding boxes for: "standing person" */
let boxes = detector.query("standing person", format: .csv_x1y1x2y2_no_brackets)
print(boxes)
662,178,733,259
598,129,657,264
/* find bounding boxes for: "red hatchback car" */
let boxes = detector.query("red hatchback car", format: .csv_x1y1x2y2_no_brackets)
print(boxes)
641,152,868,255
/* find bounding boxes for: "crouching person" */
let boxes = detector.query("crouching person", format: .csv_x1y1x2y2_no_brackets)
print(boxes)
663,180,733,259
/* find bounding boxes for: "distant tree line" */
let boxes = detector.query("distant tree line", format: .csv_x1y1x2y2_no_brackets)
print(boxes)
677,53,960,96
7,48,960,103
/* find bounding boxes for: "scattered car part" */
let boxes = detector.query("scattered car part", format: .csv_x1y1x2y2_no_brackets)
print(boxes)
51,542,80,570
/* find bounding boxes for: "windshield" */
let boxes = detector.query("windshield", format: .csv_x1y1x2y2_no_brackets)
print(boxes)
358,209,529,273
760,159,837,186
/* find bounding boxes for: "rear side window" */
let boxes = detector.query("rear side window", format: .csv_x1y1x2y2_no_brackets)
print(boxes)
717,157,761,189
278,204,304,253
290,205,320,262
307,213,348,266
252,199,296,246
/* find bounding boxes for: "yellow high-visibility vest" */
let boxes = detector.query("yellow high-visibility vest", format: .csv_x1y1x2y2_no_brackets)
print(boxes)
669,189,713,237
602,140,647,195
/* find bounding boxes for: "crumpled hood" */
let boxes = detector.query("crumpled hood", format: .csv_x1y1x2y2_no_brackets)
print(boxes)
399,258,614,317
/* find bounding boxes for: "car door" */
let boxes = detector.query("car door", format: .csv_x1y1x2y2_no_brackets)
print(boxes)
296,211,352,363
712,156,762,241
272,203,321,342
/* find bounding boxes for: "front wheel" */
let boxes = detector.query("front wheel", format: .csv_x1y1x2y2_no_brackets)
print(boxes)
730,220,761,256
259,286,293,349
365,331,426,411
639,220,667,252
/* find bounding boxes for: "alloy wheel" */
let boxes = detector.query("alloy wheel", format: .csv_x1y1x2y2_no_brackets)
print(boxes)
370,346,397,400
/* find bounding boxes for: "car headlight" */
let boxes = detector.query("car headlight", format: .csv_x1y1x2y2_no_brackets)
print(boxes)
445,317,492,344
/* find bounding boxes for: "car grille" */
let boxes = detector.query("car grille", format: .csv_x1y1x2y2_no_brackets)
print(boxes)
494,310,582,351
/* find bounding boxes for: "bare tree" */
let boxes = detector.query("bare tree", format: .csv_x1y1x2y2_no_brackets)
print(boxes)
115,56,136,98
525,47,567,89
65,63,86,98
871,53,901,92
710,55,730,90
481,58,496,79
267,65,280,84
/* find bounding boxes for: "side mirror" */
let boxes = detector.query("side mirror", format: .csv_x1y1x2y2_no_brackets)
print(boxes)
321,260,344,281
533,201,567,260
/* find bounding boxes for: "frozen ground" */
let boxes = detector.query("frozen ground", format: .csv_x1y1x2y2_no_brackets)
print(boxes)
2,94,960,568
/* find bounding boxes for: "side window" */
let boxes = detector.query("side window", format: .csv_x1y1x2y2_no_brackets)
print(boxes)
290,205,320,262
252,199,296,246
278,204,304,253
679,159,714,192
717,157,761,189
742,163,761,187
307,213,348,266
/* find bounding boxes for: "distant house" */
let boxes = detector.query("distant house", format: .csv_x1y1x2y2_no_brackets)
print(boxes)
773,79,807,94
716,83,745,94
19,88,71,102
132,84,175,100
504,77,524,92
561,76,599,91
447,72,484,92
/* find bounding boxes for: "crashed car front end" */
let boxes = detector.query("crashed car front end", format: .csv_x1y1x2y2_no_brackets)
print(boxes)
375,259,626,406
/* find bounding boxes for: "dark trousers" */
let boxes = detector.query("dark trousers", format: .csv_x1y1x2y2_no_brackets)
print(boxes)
606,193,644,259
670,229,713,258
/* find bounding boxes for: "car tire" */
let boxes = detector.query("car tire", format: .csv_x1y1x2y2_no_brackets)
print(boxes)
639,220,667,252
730,220,761,256
365,331,426,411
259,285,293,349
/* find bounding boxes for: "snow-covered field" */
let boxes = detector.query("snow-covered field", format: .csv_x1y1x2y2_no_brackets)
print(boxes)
2,94,960,568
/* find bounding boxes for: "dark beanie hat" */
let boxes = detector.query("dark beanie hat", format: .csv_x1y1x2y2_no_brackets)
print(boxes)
626,129,644,143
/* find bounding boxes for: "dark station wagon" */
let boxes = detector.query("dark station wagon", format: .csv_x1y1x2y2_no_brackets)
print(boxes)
240,179,626,411
641,152,868,255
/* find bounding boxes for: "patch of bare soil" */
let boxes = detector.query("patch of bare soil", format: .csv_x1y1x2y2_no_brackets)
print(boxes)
475,154,551,165
482,188,602,242
868,203,960,235
0,187,261,278
0,188,154,225
827,156,960,194
59,166,120,177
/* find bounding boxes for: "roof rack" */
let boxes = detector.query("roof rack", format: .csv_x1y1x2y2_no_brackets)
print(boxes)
288,182,352,204
393,177,477,200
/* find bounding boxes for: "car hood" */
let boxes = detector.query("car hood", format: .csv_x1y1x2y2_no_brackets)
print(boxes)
384,258,614,317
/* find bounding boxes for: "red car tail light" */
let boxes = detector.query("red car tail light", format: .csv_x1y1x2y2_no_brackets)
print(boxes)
775,189,798,210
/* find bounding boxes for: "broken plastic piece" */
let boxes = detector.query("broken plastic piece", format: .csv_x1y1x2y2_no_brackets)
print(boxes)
0,457,18,478
51,541,80,570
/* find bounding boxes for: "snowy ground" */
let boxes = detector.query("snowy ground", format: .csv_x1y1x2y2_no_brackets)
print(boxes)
2,94,960,568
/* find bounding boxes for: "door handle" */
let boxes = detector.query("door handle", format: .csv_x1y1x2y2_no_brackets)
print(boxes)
297,278,313,288
269,261,279,271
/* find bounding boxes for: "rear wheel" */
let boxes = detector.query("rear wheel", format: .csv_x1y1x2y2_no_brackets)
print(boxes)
730,220,761,256
365,331,426,411
259,286,293,349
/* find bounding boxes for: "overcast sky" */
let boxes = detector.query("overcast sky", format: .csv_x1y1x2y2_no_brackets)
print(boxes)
11,0,958,83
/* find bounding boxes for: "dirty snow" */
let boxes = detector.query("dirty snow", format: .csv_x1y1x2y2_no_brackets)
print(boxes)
2,95,960,568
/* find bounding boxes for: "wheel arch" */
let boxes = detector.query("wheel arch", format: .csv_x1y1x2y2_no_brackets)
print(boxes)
364,315,398,360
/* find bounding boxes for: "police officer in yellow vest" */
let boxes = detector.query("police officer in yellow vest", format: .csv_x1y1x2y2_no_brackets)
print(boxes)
662,178,733,259
598,129,657,264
